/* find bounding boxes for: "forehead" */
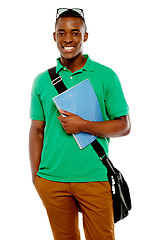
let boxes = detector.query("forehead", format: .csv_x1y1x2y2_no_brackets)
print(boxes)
55,17,85,31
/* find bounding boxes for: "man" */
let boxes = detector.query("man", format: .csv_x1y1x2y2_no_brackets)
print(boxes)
29,8,131,240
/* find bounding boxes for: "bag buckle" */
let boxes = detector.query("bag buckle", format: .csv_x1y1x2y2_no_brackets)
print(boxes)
51,76,62,86
111,176,116,194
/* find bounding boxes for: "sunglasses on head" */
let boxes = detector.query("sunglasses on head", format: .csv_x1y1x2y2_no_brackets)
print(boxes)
56,8,84,19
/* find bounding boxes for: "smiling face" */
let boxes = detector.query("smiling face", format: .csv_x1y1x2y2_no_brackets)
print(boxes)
53,17,88,61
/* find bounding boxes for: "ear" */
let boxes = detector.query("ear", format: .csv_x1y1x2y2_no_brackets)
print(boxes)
53,32,56,42
83,32,88,42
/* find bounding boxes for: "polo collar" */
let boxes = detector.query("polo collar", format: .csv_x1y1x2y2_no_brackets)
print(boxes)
56,54,95,73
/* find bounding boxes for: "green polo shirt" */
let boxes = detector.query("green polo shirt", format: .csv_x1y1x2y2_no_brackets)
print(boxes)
30,54,129,182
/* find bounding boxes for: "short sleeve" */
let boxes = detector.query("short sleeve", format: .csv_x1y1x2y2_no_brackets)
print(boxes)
105,71,129,120
30,77,45,121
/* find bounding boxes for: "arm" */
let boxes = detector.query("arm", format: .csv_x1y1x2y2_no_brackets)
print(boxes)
29,120,45,183
81,115,131,138
58,110,131,138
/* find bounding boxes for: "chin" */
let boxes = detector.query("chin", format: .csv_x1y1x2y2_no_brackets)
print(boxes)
61,52,78,60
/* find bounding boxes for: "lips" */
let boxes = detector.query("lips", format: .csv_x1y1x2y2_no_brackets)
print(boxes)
62,46,75,52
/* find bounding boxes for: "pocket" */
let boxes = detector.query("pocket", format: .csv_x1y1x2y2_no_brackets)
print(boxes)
33,175,38,186
105,181,112,192
100,181,111,193
33,176,48,192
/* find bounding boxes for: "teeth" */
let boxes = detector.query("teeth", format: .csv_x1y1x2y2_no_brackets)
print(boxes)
64,47,74,50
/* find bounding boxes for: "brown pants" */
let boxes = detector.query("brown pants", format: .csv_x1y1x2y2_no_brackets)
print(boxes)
34,176,115,240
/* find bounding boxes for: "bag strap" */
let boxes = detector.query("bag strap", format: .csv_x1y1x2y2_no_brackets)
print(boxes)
48,67,115,174
48,67,67,93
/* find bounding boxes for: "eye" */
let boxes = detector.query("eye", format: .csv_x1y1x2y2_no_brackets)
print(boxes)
57,32,64,36
72,32,80,36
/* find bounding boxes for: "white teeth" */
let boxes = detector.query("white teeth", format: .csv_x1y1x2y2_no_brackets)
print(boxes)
64,47,74,50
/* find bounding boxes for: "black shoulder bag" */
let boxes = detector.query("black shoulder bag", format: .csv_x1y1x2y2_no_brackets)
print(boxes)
48,66,132,223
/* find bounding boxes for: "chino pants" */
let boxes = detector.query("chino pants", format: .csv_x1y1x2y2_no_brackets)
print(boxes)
34,176,115,240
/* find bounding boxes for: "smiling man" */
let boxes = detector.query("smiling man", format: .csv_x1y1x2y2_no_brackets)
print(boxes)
29,8,130,240
53,12,88,72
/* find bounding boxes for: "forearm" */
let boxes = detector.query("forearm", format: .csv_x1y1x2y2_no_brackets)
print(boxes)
29,126,44,182
81,115,131,138
58,110,131,138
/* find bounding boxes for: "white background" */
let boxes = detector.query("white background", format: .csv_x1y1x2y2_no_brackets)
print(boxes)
1,0,160,239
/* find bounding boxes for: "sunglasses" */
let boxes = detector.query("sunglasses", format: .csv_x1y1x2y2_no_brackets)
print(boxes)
56,8,84,19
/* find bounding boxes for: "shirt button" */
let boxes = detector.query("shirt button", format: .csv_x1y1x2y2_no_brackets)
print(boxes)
70,76,73,79
64,67,66,70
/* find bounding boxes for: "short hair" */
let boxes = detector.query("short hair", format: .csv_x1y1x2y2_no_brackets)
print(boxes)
55,9,87,32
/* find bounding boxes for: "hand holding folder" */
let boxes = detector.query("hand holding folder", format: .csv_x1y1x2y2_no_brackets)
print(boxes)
58,109,86,134
53,79,104,149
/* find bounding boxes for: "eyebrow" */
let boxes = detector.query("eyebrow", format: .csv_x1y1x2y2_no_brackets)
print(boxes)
57,29,80,32
57,29,65,32
71,29,80,32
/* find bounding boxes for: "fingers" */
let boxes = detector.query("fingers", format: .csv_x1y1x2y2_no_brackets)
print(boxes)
58,114,69,133
59,109,72,116
58,115,64,122
58,111,69,123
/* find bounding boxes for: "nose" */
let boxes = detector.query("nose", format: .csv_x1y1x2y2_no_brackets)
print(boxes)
63,33,73,43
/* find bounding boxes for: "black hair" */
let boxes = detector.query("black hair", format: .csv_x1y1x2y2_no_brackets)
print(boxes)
55,9,87,32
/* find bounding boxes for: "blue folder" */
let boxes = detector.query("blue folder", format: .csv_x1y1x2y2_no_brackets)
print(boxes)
53,79,104,149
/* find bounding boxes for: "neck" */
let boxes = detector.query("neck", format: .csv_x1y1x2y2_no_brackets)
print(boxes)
60,53,87,73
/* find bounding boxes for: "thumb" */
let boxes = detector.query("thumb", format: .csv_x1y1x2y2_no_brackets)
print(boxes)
59,109,72,116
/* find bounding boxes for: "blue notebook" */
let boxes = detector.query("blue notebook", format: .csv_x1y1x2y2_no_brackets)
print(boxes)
53,79,104,149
